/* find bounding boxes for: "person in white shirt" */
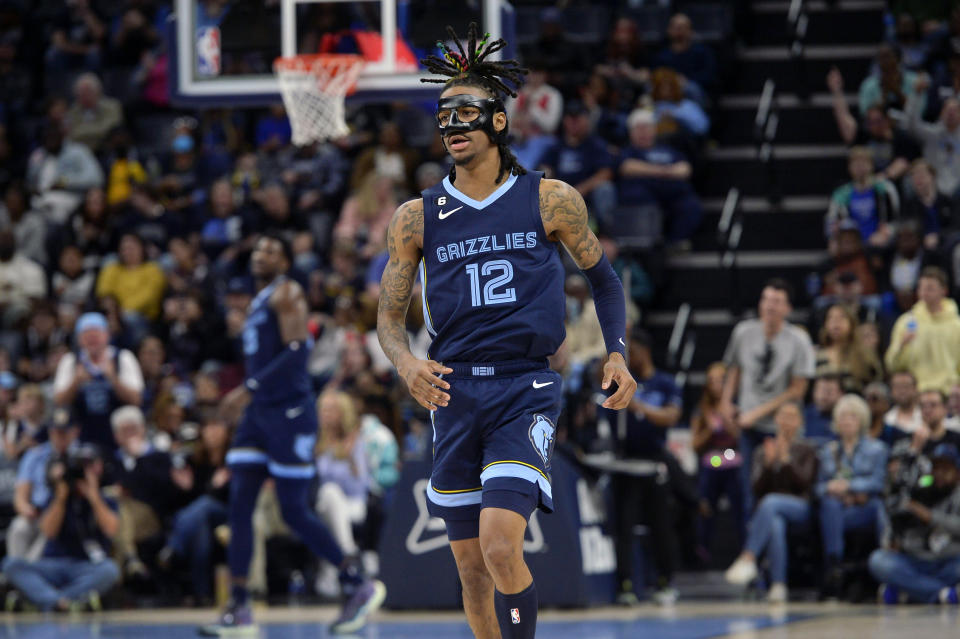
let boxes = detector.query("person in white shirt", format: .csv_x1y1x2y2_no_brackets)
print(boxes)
0,230,47,329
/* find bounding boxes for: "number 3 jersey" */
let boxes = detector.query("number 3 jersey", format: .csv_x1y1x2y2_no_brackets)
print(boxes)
419,170,566,363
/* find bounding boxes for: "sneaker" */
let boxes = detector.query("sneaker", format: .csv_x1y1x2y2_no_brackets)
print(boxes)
616,589,640,606
68,591,102,613
197,601,259,637
329,579,386,635
652,587,678,606
767,583,787,603
878,584,903,605
939,586,959,604
724,557,758,586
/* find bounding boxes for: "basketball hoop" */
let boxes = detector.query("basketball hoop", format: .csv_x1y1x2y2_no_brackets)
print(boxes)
274,54,364,146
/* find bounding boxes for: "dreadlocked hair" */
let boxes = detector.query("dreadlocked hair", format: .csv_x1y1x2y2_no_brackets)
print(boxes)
420,22,529,184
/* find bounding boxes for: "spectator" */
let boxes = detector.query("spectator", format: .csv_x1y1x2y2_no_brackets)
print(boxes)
46,0,106,71
333,174,396,260
64,73,123,153
2,442,119,612
828,68,918,181
111,405,193,581
816,394,888,598
508,59,563,169
891,13,933,71
885,266,960,393
199,179,249,262
803,375,843,445
349,122,419,194
905,75,960,197
904,389,960,455
95,233,167,327
2,384,48,461
315,390,369,586
609,326,681,605
254,104,292,153
0,229,47,330
652,13,717,100
137,335,169,415
526,8,589,86
691,362,743,561
158,416,230,603
0,181,47,265
885,370,924,440
865,381,892,440
110,5,159,68
59,188,113,272
51,244,96,307
650,68,710,138
815,304,883,392
870,443,960,604
580,72,629,147
888,222,936,313
563,274,606,369
595,17,650,109
25,125,104,222
617,108,703,245
826,146,899,249
540,101,616,227
253,183,314,270
901,160,958,251
52,312,143,451
159,290,230,374
724,402,819,603
858,44,924,115
7,411,77,561
820,225,880,296
721,279,815,514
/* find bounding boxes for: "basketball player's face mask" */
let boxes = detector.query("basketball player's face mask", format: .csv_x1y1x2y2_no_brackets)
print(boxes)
436,94,507,147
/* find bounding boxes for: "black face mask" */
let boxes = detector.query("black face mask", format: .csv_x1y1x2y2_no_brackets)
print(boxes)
436,94,507,146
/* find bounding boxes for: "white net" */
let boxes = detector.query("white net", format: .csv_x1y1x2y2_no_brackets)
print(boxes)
274,55,364,146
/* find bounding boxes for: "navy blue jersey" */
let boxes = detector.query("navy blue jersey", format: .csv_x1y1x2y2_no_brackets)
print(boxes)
420,171,566,362
243,276,311,402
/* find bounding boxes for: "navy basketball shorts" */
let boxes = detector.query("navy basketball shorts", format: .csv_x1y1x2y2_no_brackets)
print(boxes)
226,395,317,480
425,360,562,541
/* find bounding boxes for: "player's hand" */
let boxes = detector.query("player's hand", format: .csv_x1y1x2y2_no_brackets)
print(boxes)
220,385,252,425
399,355,452,412
601,353,636,410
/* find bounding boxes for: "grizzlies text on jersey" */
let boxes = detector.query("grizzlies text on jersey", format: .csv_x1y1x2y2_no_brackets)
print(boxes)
420,171,566,363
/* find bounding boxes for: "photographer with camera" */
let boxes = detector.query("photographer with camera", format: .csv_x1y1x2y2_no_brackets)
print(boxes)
869,444,960,604
8,409,77,560
1,434,119,611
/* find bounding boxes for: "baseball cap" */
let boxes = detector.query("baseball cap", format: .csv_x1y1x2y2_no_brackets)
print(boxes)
0,371,17,391
75,312,109,336
931,443,960,468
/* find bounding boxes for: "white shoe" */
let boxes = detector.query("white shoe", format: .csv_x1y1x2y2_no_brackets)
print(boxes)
767,583,787,603
652,587,678,606
724,557,758,586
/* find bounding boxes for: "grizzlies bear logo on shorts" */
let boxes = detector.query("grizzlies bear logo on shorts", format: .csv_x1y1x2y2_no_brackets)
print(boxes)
528,414,556,470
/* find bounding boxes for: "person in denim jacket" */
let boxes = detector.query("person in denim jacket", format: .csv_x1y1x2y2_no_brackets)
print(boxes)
816,393,889,597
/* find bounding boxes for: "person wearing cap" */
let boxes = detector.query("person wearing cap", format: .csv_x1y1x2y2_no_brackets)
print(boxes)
869,443,960,604
7,409,79,560
885,266,960,393
52,312,143,452
605,325,682,606
539,101,617,227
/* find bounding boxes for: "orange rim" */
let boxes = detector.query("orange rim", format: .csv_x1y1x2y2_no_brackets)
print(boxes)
274,54,363,96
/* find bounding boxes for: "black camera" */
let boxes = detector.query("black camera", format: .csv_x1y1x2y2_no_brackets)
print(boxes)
47,444,102,488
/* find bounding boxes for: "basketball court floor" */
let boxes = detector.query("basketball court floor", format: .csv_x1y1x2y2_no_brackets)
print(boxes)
0,603,957,638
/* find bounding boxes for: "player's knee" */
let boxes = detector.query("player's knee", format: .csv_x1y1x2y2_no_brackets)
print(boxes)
480,533,520,574
457,560,493,597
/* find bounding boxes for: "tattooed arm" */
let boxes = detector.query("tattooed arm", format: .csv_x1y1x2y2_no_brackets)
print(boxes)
540,178,636,409
377,199,452,411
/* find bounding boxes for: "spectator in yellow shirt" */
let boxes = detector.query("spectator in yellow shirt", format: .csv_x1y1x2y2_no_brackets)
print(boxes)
885,266,960,393
95,233,165,328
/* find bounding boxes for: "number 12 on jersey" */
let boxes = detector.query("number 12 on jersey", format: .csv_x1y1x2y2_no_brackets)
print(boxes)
465,259,516,307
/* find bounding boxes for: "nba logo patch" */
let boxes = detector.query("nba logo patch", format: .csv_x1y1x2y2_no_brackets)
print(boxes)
196,27,221,77
510,608,520,624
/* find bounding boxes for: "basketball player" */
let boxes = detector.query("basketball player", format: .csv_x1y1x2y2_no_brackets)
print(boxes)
200,233,385,636
377,25,636,639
